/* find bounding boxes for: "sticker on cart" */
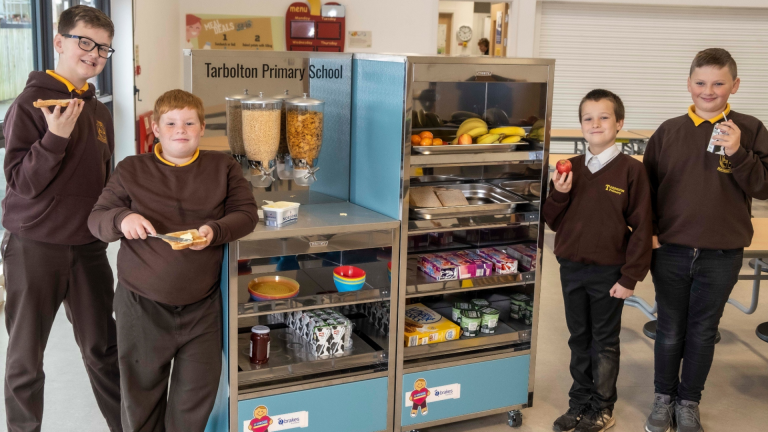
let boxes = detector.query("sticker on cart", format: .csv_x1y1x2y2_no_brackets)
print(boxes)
405,379,461,417
244,406,308,432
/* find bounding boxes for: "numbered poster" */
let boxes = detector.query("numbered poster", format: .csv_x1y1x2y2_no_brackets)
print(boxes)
185,14,286,51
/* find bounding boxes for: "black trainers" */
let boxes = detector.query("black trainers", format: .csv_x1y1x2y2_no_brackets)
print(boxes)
675,400,704,432
553,406,585,432
645,394,675,432
575,408,614,432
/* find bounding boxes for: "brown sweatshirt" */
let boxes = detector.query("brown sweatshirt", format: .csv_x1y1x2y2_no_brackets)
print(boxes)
2,71,113,245
88,150,259,305
543,154,653,289
644,109,768,250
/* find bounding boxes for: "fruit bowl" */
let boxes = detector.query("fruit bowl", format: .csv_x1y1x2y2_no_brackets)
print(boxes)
333,266,366,292
248,276,300,301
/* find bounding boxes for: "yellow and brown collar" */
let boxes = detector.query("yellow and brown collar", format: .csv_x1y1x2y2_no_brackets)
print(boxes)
46,70,89,95
688,103,731,126
154,143,199,167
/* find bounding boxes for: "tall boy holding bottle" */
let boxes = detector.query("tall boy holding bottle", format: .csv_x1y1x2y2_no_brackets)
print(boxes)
644,48,768,432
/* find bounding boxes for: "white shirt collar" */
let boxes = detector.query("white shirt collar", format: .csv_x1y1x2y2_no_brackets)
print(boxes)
585,144,620,167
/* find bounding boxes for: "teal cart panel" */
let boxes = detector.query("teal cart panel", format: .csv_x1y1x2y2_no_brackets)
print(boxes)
349,58,405,220
205,245,230,431
238,377,388,432
401,355,530,427
308,57,352,201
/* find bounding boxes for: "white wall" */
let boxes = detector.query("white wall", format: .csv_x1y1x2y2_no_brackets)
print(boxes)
541,0,768,6
134,0,180,115
437,0,475,56
471,12,491,55
111,0,136,163
130,0,438,120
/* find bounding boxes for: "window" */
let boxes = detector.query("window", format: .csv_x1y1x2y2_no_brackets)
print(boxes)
0,0,35,120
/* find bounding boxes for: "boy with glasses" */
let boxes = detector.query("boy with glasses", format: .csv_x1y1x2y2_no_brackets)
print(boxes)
1,5,121,431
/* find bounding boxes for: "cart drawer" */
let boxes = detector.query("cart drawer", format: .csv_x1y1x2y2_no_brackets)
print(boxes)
238,377,388,432
401,355,530,427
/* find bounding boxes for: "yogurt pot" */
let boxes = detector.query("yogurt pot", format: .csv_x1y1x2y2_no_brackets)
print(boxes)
460,310,482,337
470,299,490,310
480,307,500,334
262,201,300,227
452,302,473,324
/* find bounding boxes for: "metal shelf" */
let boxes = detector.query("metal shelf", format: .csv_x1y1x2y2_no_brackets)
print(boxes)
409,150,544,168
405,256,535,298
237,324,387,386
239,202,400,242
408,213,538,234
237,261,391,317
403,305,532,360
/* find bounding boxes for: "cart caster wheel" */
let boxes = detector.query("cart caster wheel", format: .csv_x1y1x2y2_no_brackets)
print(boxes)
508,410,523,428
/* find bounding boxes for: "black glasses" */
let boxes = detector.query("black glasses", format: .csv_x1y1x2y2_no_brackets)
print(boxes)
60,34,115,59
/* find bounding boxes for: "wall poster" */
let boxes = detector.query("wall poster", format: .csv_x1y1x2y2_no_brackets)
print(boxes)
185,14,286,51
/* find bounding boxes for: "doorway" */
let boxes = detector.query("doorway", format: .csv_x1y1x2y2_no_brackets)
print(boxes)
438,13,452,55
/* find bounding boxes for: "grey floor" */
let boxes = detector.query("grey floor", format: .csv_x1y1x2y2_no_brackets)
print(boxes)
2,214,768,430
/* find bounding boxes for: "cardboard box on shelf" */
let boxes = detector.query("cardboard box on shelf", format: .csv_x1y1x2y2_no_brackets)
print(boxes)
418,254,459,281
506,244,537,271
476,247,518,274
404,303,461,347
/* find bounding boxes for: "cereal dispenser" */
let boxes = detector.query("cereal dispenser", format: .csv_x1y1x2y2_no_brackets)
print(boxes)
225,89,249,162
241,92,282,188
285,93,325,186
271,90,294,180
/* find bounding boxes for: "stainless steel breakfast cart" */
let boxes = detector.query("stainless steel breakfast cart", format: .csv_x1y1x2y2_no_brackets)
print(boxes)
349,54,554,431
187,50,553,432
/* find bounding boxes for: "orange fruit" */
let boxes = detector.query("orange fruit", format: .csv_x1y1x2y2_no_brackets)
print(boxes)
419,131,433,139
420,138,433,146
411,135,422,145
432,138,443,146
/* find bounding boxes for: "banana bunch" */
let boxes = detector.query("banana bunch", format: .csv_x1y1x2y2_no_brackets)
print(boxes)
456,118,488,138
477,134,501,144
477,131,525,145
453,119,527,144
489,126,526,137
527,120,546,141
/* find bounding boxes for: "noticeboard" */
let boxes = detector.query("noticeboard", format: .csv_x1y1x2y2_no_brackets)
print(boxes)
184,14,286,51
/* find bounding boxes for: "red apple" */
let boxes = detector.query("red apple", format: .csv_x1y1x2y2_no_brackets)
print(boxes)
556,159,572,174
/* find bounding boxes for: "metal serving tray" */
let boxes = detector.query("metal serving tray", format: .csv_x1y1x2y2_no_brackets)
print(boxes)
409,184,527,219
491,179,541,201
412,143,520,155
411,175,465,184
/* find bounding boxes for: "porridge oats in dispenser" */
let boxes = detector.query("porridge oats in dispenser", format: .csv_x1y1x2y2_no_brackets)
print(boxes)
225,90,250,162
285,93,325,186
241,92,282,187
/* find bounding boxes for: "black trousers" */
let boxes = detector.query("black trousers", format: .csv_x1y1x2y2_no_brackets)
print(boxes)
558,258,625,411
114,283,222,432
2,232,122,432
652,244,743,403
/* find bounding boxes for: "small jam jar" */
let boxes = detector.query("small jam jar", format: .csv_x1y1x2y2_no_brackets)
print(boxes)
250,326,270,364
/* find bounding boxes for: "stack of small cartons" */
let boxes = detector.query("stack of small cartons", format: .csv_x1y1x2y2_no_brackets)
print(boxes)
282,309,353,358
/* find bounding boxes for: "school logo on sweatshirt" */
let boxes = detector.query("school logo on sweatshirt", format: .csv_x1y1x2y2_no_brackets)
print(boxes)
718,155,732,174
605,184,625,195
96,121,108,144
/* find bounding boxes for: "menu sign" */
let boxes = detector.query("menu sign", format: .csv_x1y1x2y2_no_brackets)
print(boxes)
285,1,346,52
184,14,286,51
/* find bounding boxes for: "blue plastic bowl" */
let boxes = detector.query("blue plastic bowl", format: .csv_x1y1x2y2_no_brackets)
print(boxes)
333,275,365,292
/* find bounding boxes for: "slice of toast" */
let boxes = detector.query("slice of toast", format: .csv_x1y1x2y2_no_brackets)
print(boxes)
409,187,443,208
435,189,469,207
162,229,207,250
33,99,72,108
